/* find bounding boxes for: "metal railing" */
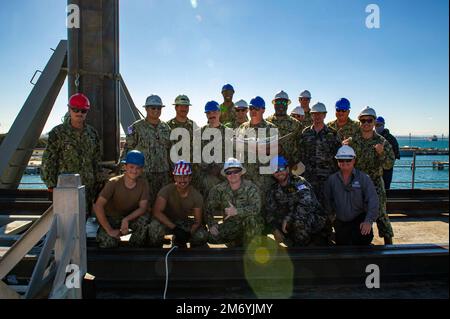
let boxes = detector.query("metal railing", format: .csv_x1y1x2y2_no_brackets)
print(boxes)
392,151,449,189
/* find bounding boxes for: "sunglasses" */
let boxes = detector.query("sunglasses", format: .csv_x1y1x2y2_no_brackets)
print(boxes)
225,169,242,176
275,100,288,106
375,123,383,127
360,119,374,124
146,106,162,110
336,109,348,113
71,108,87,114
275,166,288,173
249,106,261,111
236,108,248,112
337,159,353,163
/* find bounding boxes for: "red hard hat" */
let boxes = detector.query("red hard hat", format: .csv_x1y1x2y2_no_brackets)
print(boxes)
68,93,91,110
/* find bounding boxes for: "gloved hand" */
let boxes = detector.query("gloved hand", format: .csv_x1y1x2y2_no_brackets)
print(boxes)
172,226,190,246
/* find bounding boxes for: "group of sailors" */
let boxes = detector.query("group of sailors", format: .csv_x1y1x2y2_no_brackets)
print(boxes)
40,84,401,248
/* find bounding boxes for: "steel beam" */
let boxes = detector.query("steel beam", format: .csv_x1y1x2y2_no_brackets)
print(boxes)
119,78,142,133
0,41,67,189
67,0,120,163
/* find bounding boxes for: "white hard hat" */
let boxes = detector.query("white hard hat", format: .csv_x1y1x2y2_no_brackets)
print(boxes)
299,90,311,99
272,90,291,105
291,106,305,116
173,94,191,106
144,94,164,107
358,106,377,119
235,99,248,109
221,157,246,176
335,145,356,159
311,102,327,113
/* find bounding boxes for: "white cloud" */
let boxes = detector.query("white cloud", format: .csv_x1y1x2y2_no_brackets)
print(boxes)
190,0,198,9
196,14,202,23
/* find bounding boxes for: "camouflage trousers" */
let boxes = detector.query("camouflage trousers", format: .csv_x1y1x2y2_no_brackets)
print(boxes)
374,178,394,238
300,178,334,245
96,215,149,248
208,214,264,247
147,218,208,247
145,172,170,209
277,215,328,247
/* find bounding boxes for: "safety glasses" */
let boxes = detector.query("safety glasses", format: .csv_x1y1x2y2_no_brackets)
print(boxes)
274,100,288,106
275,167,288,173
235,109,248,112
249,106,261,111
336,109,348,113
71,108,87,114
337,159,353,163
225,169,242,176
360,119,374,124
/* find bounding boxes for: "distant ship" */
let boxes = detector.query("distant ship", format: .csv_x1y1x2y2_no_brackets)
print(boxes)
428,135,438,141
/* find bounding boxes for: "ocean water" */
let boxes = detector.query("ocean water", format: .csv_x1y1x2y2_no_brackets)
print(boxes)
19,138,449,190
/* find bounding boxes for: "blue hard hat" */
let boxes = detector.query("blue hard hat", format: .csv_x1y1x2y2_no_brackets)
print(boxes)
122,150,145,167
204,100,220,113
376,116,385,124
222,84,234,92
270,155,289,173
249,96,266,109
335,98,351,111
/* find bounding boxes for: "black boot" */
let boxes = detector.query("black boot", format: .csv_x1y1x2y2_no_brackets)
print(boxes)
384,236,393,245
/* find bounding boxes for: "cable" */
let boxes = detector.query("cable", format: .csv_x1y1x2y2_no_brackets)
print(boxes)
163,245,178,299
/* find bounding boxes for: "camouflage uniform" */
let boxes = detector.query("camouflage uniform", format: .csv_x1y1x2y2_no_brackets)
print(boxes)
235,120,278,203
192,124,233,198
327,118,360,140
302,111,313,128
166,117,198,163
266,114,304,166
224,118,247,130
266,175,327,246
206,179,263,246
96,215,150,248
146,218,208,247
298,125,341,203
121,119,172,206
219,103,236,124
349,131,395,238
41,120,101,212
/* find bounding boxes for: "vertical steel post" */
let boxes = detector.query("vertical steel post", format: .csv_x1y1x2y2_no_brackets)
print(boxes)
67,0,120,163
411,151,417,189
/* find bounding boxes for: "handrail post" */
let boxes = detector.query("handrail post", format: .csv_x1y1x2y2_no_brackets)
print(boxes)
411,151,417,190
53,174,86,299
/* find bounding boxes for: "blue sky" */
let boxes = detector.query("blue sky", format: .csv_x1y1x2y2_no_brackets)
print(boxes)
0,0,448,136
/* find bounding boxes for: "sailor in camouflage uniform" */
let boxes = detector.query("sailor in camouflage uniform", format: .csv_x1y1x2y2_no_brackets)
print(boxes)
147,161,208,248
343,107,395,244
327,98,360,140
224,99,249,129
266,90,303,166
41,93,101,213
235,96,278,205
120,95,171,207
206,158,263,247
298,90,313,127
166,95,198,163
266,156,327,246
298,102,341,204
219,83,236,124
193,101,232,199
95,151,150,248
